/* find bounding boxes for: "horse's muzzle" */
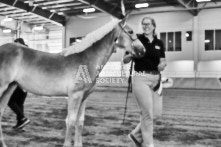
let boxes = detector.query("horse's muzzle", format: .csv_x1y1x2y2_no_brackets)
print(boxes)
136,46,146,58
132,41,146,58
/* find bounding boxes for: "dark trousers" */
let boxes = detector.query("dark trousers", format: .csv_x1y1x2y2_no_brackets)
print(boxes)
8,87,27,122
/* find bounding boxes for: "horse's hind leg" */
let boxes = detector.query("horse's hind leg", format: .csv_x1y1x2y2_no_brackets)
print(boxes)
64,91,84,147
0,83,17,147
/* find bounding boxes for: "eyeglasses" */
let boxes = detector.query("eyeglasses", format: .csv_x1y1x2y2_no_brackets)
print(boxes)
142,23,152,26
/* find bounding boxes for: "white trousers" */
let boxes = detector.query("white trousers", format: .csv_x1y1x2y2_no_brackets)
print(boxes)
132,74,163,147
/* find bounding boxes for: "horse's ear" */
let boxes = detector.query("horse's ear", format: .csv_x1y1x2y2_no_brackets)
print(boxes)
120,0,127,26
120,0,133,26
121,0,126,16
120,11,131,27
121,17,126,27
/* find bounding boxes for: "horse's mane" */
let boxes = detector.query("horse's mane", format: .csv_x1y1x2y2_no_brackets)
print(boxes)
62,19,121,56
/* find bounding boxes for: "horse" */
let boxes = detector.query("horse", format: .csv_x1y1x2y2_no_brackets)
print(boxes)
0,18,145,147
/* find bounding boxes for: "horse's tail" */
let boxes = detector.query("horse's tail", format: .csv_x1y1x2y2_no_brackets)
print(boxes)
0,45,20,93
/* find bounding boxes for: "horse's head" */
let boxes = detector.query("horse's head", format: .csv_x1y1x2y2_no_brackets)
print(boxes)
115,21,146,58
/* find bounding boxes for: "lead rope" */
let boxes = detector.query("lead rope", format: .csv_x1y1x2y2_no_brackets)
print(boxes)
122,60,133,124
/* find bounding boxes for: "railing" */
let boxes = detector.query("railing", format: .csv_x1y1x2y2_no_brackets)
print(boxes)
162,71,221,78
99,62,221,78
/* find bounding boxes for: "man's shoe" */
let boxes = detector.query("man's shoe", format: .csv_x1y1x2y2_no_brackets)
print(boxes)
128,133,142,147
13,118,30,130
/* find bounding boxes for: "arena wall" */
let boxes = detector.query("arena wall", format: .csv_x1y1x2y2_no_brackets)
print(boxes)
64,5,221,89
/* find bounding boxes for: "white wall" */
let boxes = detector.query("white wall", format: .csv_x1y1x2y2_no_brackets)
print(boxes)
23,30,63,53
0,16,32,46
163,60,194,77
198,8,221,61
0,16,17,30
65,14,111,47
64,5,221,79
65,14,126,57
127,6,221,77
127,11,196,77
128,12,194,61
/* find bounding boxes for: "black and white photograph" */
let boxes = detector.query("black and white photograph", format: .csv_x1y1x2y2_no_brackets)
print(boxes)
0,0,221,147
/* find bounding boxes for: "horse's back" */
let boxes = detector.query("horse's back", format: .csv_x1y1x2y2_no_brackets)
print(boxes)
0,43,92,96
0,43,21,59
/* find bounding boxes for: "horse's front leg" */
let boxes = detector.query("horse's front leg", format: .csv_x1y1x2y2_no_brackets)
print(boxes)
74,100,86,147
74,86,95,147
64,91,84,147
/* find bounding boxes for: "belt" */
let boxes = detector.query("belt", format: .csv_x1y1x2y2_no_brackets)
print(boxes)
144,71,160,75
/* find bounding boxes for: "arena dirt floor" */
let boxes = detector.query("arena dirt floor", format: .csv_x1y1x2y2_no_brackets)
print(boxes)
2,86,221,147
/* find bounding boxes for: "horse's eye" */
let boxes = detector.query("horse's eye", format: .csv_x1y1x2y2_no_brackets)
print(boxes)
128,30,133,34
114,38,119,43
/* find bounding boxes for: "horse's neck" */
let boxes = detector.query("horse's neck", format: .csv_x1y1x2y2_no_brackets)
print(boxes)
84,28,118,74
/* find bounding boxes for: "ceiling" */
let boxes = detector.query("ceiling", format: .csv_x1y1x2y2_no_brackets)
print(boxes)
0,0,221,29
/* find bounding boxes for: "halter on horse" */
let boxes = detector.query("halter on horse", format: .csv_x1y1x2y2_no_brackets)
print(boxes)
0,18,145,147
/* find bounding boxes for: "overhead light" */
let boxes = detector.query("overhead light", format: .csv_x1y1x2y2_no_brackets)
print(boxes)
42,7,47,9
185,33,190,37
135,3,149,8
59,8,71,11
25,0,34,6
76,39,82,42
58,12,64,15
33,25,44,31
83,8,95,13
50,9,56,13
56,23,63,27
3,29,12,34
3,16,13,22
204,39,210,43
196,0,211,2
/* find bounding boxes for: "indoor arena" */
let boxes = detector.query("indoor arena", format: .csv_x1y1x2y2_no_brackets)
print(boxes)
0,0,221,147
